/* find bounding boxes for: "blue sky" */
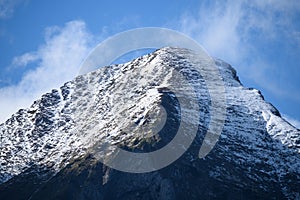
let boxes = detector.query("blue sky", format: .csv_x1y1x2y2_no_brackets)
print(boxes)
0,0,299,128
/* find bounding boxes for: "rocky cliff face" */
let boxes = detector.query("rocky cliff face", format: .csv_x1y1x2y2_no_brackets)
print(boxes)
0,47,299,200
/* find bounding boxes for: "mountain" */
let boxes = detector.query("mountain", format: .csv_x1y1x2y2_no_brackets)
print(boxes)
0,47,299,200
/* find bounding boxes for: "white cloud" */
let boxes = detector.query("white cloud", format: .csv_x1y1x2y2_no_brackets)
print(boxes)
179,0,300,61
12,52,39,67
283,114,300,129
179,1,245,64
0,20,94,123
178,0,300,99
0,0,24,19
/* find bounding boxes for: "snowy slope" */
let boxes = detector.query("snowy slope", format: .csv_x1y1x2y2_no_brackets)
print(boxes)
0,47,299,199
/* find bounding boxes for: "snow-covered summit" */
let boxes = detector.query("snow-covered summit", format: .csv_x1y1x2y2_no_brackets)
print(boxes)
0,47,299,199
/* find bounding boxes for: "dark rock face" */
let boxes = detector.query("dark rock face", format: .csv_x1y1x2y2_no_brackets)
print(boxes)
0,47,299,200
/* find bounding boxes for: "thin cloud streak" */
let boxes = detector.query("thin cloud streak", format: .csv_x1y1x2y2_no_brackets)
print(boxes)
12,52,39,67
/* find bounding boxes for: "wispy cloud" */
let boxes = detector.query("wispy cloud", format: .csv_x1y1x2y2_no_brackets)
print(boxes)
11,52,39,67
283,114,300,129
0,20,93,123
0,0,24,19
179,1,243,63
178,0,300,99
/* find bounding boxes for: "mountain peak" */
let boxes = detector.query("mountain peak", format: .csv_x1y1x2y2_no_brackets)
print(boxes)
0,47,299,199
